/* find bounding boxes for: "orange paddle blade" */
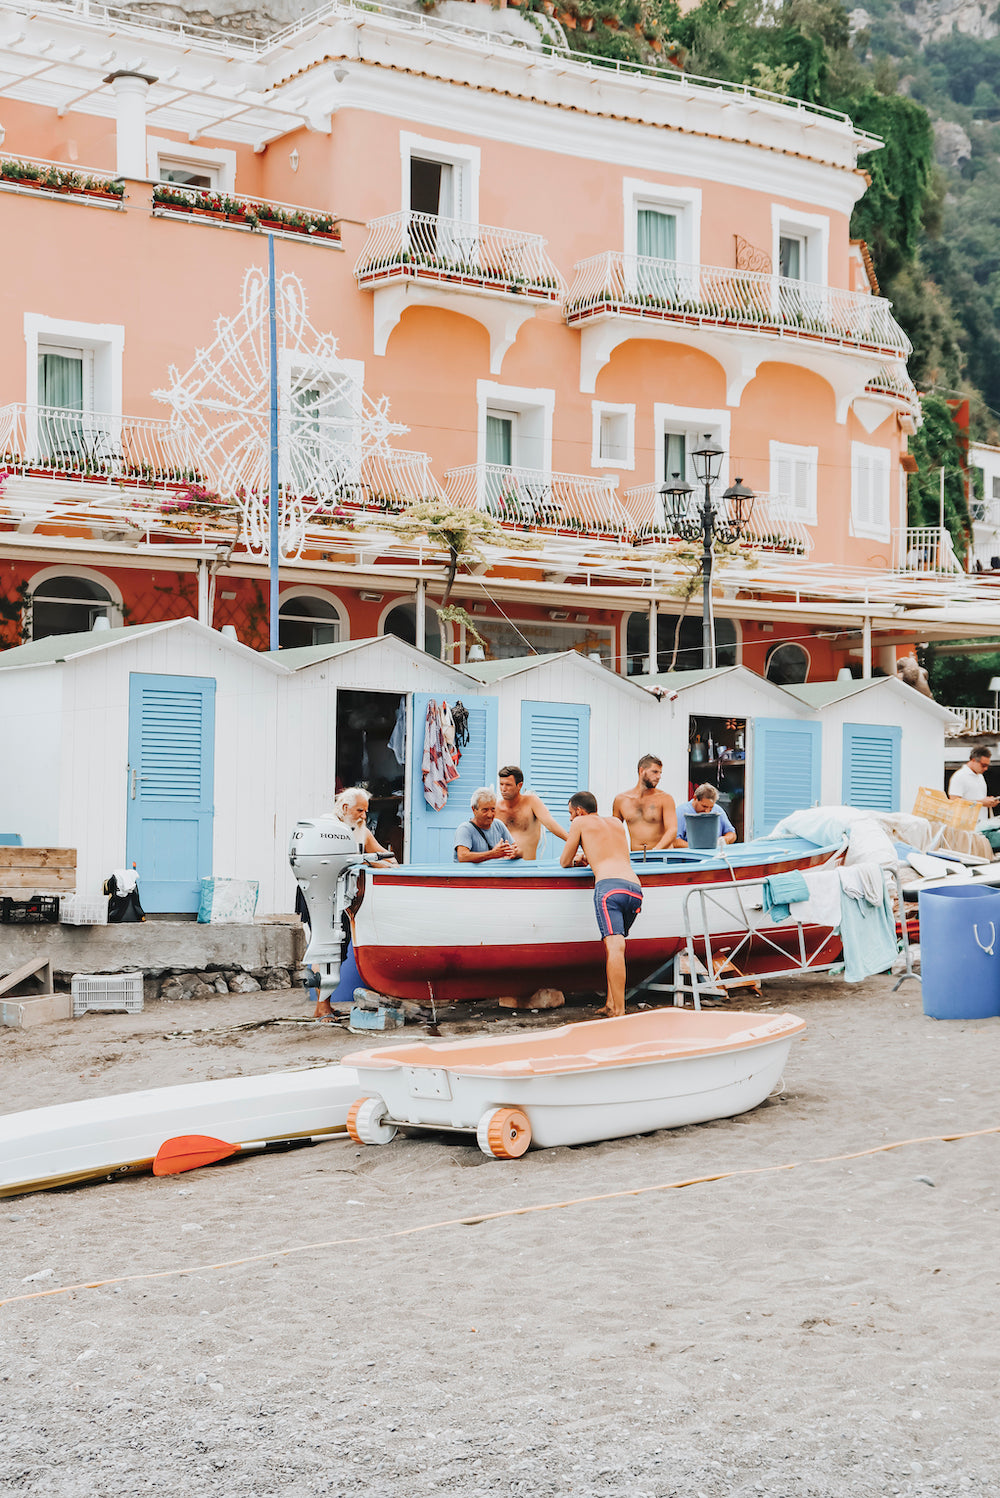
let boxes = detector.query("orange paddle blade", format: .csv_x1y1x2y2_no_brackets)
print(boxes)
153,1134,240,1176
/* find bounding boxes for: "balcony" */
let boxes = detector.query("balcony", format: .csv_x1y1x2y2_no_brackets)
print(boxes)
355,211,565,373
0,403,441,552
444,463,632,542
565,253,912,406
622,485,813,556
894,527,964,575
946,707,1000,736
152,184,340,242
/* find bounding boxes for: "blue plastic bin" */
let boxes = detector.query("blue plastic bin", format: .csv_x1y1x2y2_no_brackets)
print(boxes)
918,884,1000,1020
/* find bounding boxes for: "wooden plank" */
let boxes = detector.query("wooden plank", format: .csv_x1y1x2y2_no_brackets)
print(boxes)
0,957,54,998
0,871,76,891
0,849,77,869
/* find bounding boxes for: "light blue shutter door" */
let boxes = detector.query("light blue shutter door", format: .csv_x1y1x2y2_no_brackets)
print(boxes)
751,719,822,837
519,700,590,859
126,673,216,912
842,722,901,811
409,693,498,864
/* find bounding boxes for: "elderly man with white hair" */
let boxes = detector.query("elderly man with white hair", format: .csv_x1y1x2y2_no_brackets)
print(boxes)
333,787,397,864
454,787,522,864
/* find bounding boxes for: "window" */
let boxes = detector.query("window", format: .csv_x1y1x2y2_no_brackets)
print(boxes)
401,133,479,224
664,432,687,484
382,602,442,659
626,612,738,674
778,234,804,280
769,441,818,525
765,643,810,685
771,207,828,286
486,412,514,468
278,594,342,649
284,357,363,496
158,159,217,189
993,476,1000,501
25,315,124,443
624,179,701,266
592,404,635,469
147,137,235,192
652,404,730,524
30,575,114,640
851,443,892,540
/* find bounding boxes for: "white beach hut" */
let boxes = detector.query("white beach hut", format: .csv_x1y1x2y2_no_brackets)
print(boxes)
0,618,287,913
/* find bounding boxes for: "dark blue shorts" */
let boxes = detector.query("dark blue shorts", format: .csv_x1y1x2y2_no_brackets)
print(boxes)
594,879,643,940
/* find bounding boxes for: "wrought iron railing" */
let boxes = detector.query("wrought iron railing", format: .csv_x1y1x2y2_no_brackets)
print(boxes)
895,526,964,574
0,404,207,486
152,183,339,238
864,363,921,412
444,462,630,539
622,485,813,555
355,212,564,301
565,253,911,357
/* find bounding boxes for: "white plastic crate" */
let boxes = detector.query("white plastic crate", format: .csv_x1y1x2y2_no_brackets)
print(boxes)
71,972,144,1018
60,895,109,926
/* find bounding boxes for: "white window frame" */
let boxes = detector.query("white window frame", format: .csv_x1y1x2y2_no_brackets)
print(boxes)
652,403,730,489
28,565,123,637
400,132,480,225
25,314,124,417
769,440,818,526
147,136,236,192
851,441,892,542
477,380,554,474
278,585,349,642
592,402,635,471
624,178,701,267
770,205,829,286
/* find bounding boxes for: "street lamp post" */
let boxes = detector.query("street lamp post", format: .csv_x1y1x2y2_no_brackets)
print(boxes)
659,435,755,671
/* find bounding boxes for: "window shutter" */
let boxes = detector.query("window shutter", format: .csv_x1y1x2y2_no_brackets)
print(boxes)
842,723,900,811
520,702,590,855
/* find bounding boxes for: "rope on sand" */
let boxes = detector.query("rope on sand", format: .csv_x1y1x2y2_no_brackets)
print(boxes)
3,1124,997,1310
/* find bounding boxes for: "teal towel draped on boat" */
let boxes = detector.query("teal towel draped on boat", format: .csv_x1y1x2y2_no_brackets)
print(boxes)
839,884,899,983
762,871,810,923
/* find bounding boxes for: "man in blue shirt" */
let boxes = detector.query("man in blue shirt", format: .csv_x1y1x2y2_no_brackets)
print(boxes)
455,787,522,863
675,784,737,846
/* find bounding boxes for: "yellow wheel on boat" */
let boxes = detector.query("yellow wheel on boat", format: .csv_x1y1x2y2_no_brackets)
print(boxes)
347,1096,397,1146
477,1107,531,1159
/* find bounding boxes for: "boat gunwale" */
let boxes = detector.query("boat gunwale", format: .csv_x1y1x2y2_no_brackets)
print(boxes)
346,1015,806,1078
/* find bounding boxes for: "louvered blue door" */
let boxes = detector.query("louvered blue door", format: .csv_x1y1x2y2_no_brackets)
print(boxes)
842,722,901,811
409,693,498,864
126,673,216,912
520,700,590,859
751,719,821,837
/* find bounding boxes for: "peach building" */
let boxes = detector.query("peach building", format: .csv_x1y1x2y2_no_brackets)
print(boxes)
1,0,992,695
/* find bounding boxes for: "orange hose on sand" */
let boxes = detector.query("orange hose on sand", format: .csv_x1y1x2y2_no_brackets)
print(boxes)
2,1124,996,1310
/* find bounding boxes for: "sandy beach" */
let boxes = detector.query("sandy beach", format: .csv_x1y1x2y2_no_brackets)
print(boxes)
2,976,998,1497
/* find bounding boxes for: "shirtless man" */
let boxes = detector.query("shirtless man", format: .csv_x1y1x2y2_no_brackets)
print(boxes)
612,754,677,852
560,791,643,1018
497,765,569,861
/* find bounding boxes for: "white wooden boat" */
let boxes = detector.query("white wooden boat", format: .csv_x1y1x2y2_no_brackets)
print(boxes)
344,1008,805,1156
349,837,842,1002
0,1066,360,1198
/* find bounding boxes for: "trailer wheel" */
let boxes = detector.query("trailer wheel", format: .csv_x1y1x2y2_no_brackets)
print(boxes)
476,1107,531,1159
346,1096,397,1146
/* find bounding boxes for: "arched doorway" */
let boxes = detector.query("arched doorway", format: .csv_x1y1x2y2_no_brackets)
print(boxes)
278,593,343,649
382,601,443,659
30,575,114,639
765,643,810,685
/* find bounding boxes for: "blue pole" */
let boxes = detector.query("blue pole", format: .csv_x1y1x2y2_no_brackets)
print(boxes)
267,234,280,651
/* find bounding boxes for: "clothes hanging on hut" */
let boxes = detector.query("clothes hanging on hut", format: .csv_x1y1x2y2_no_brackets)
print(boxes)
388,699,407,766
421,699,460,810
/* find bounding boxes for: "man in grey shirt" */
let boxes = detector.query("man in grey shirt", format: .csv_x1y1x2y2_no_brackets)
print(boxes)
455,787,522,863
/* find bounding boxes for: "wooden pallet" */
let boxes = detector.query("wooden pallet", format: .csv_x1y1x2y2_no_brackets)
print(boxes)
0,847,76,896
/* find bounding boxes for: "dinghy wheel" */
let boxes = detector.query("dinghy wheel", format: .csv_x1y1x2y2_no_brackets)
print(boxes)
346,1096,397,1146
477,1107,531,1159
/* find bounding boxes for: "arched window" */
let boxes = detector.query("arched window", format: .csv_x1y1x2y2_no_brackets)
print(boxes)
382,602,442,659
30,575,114,639
626,613,738,674
765,643,810,685
278,594,343,649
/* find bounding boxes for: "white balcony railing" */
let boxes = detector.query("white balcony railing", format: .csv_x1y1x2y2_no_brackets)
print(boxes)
565,253,911,358
355,212,565,302
946,707,1000,735
622,485,813,556
0,404,442,546
895,526,964,575
0,403,207,486
445,463,631,540
865,363,921,413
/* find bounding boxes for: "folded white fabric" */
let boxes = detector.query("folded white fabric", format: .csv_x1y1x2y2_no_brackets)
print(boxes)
789,868,843,927
841,861,886,905
844,819,898,867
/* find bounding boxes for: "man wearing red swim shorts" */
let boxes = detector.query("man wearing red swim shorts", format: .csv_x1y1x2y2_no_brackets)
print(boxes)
560,791,643,1018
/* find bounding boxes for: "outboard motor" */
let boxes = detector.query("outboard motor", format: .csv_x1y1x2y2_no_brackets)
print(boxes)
289,817,372,1002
